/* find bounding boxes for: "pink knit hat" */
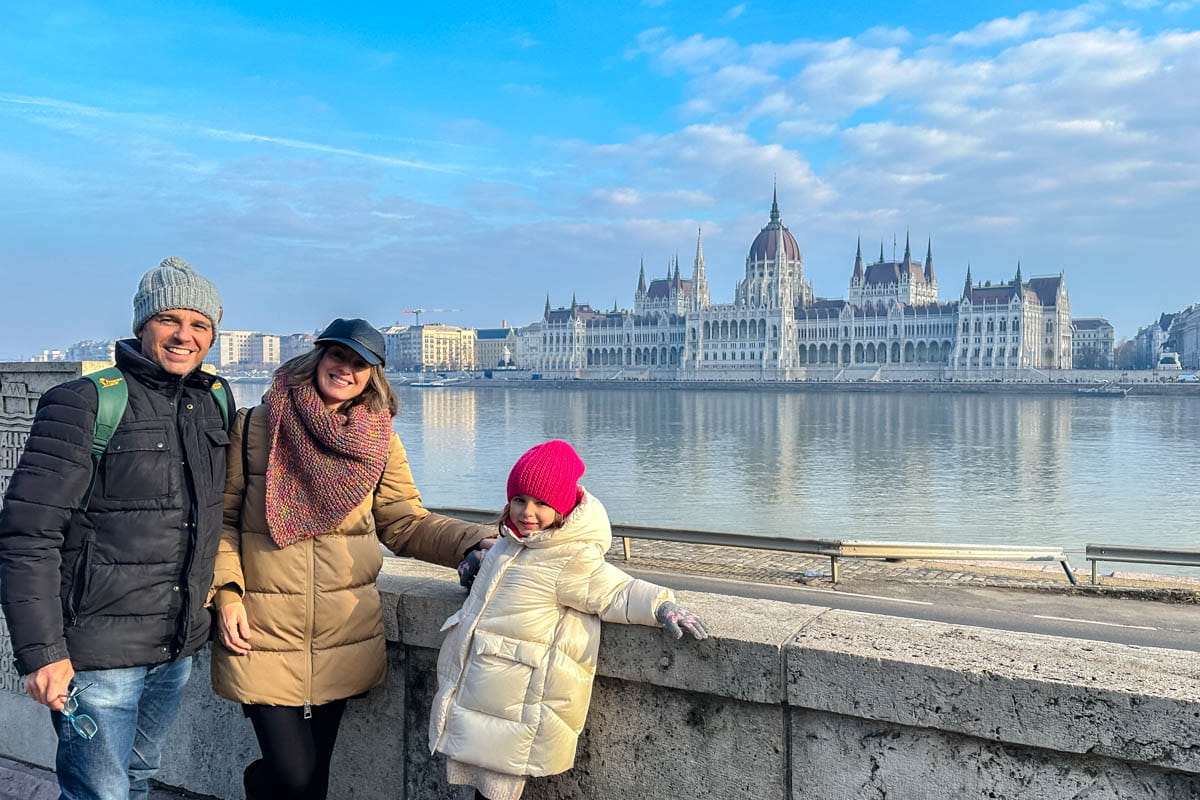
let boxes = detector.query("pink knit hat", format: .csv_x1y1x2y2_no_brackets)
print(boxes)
506,440,586,517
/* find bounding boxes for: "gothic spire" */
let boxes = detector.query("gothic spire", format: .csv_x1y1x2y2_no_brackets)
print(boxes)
852,236,864,282
901,231,912,272
1015,261,1022,286
637,258,647,294
544,293,551,320
963,264,973,298
692,227,710,311
879,241,886,264
769,182,781,224
924,237,935,283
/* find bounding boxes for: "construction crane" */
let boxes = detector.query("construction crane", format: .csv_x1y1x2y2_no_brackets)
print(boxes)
401,308,460,326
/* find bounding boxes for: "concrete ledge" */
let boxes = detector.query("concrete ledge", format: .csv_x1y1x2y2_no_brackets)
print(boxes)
787,609,1200,773
3,559,1199,799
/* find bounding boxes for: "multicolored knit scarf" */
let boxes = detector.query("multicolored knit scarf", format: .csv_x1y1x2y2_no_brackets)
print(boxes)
264,376,394,549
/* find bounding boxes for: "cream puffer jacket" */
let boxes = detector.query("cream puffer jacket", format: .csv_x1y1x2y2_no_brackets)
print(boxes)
429,490,673,777
210,405,490,708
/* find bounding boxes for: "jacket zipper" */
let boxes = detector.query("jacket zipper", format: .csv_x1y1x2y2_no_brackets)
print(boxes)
68,537,94,626
433,538,512,751
304,537,314,719
173,378,194,656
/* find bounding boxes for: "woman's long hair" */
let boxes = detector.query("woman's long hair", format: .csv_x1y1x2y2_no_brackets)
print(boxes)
274,344,399,416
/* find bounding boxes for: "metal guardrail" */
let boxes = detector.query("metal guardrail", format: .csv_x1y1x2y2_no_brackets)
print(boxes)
430,507,1078,585
1085,544,1200,585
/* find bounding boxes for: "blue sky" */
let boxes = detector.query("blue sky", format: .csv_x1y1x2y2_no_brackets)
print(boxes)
2,0,1198,358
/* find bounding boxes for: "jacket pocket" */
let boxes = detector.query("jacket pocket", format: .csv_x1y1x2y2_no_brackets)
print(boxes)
101,426,170,500
205,427,230,489
456,630,547,723
66,537,94,625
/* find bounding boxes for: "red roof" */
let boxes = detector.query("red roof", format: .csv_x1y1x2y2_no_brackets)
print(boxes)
646,278,693,299
863,260,925,286
1026,276,1063,307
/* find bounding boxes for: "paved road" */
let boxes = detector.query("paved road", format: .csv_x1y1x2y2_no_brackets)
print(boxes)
629,567,1200,652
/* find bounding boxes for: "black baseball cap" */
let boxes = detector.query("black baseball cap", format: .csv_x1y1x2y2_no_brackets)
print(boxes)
315,318,386,367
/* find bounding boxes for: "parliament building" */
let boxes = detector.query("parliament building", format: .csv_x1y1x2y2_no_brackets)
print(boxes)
524,192,1072,380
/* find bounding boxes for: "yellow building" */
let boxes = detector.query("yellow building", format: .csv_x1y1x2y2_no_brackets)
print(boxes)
393,324,476,372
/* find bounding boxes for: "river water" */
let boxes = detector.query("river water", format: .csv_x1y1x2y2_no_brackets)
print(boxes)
231,382,1200,571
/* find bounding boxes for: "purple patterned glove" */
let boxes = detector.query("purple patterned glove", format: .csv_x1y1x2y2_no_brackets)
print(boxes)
457,549,485,591
655,601,709,640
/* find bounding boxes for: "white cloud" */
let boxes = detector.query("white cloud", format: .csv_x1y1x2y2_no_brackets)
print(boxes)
0,93,464,174
861,26,913,46
722,4,746,21
948,7,1098,47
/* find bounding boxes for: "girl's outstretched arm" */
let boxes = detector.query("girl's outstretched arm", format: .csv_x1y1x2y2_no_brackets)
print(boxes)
558,545,673,627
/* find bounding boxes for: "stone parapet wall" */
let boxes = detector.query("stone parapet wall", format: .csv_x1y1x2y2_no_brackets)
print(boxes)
0,559,1198,799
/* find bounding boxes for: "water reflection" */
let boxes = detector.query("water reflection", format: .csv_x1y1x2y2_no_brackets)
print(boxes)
229,381,1200,556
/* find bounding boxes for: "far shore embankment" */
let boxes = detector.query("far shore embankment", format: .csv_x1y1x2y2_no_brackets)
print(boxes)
400,376,1200,397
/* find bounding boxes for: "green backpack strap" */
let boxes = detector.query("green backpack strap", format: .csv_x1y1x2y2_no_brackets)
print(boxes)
81,367,130,511
209,376,233,432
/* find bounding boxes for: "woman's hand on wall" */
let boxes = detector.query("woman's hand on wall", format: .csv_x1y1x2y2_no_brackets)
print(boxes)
218,601,253,655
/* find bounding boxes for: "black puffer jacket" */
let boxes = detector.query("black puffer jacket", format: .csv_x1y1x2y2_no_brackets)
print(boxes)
0,340,230,675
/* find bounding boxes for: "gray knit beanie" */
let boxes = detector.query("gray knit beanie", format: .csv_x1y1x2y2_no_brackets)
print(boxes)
132,256,223,335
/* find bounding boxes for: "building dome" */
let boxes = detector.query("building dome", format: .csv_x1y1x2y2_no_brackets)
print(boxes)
747,192,801,262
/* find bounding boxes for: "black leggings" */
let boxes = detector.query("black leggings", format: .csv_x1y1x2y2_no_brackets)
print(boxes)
242,700,348,800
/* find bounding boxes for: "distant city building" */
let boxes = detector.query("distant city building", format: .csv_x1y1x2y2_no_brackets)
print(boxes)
379,324,408,369
1132,314,1175,370
524,193,1073,380
66,339,116,362
216,330,281,369
1071,318,1115,369
475,326,518,368
1170,305,1200,370
279,333,316,363
389,323,476,372
30,350,67,362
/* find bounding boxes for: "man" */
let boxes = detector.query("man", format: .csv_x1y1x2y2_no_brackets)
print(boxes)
0,257,229,800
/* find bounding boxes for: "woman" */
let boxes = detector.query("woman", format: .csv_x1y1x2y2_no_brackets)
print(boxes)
210,318,491,800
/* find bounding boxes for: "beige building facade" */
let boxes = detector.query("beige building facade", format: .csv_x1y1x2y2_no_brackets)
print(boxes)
216,330,281,368
388,323,476,372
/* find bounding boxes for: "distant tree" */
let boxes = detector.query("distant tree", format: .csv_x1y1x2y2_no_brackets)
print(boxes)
1114,340,1137,370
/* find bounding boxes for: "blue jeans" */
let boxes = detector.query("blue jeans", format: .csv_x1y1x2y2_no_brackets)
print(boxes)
51,656,194,800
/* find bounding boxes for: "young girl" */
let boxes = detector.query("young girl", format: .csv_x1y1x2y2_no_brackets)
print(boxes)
429,439,708,800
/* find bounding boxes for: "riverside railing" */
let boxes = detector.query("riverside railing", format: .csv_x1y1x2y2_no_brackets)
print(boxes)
1085,544,1200,585
430,507,1078,585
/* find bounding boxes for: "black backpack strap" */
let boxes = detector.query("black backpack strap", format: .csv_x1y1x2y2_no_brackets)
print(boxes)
241,406,254,485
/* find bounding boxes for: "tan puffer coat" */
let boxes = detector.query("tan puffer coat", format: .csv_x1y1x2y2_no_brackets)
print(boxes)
210,405,490,707
429,490,672,777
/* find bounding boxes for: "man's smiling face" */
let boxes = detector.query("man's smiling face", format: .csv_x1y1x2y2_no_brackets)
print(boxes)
138,309,214,376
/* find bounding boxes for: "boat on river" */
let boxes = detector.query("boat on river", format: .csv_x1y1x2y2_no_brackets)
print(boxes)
1077,381,1130,397
409,375,466,387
